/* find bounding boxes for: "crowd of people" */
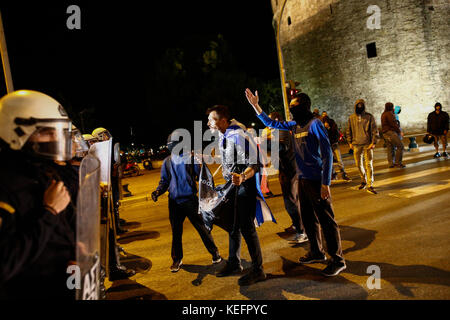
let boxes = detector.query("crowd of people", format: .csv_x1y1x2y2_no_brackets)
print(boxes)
0,87,447,298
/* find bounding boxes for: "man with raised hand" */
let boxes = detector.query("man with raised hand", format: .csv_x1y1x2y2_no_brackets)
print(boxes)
245,89,346,277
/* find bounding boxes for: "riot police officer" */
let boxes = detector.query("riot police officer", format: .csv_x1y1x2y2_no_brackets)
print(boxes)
0,90,76,299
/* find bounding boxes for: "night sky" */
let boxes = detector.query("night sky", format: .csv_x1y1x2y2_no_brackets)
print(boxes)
0,1,280,149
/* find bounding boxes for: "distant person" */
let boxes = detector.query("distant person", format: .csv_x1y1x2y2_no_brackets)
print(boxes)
346,99,379,194
260,113,279,198
313,108,320,118
246,89,346,277
321,116,351,181
427,102,449,158
381,102,405,168
151,132,222,272
321,111,328,120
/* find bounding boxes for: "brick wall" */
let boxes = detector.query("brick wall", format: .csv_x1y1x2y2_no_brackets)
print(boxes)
271,0,450,132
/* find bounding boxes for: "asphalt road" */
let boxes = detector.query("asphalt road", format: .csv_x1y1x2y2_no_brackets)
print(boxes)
106,143,450,300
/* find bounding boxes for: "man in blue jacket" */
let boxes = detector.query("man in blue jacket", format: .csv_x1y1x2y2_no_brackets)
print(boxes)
152,133,222,272
245,89,346,277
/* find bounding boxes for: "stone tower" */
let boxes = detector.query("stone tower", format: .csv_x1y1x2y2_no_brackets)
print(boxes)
271,0,449,131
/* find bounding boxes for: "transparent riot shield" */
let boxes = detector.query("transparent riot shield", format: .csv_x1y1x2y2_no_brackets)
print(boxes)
88,140,113,280
76,154,101,300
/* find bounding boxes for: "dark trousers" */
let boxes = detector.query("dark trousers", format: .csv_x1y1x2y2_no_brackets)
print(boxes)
169,198,218,262
228,182,263,272
279,172,305,234
298,178,344,264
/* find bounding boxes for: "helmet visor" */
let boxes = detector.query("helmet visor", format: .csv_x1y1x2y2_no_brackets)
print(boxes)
24,120,73,161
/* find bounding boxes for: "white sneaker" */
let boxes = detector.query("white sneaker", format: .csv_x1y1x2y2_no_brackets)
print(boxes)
292,233,308,243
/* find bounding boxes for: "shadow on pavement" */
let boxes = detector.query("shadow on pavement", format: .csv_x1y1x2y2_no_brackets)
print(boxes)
339,225,377,255
106,279,167,300
276,225,377,254
239,257,368,300
344,260,450,297
182,259,252,287
121,221,142,230
120,252,152,274
118,230,160,244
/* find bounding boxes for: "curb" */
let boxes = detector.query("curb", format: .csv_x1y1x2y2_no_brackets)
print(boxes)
120,193,150,206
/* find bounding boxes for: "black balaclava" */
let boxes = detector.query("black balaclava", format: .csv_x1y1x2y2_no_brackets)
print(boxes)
289,93,314,126
435,102,442,112
356,102,365,115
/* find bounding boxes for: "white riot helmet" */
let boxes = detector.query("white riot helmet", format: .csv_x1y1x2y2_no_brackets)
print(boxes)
0,90,73,160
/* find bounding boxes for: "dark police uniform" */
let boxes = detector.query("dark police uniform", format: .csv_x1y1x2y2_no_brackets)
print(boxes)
0,148,77,300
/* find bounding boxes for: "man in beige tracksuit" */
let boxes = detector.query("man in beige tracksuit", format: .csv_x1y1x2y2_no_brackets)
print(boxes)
346,99,379,194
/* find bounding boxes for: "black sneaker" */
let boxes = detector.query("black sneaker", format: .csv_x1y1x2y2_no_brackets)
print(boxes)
358,182,367,190
238,269,267,286
264,191,274,198
443,152,448,157
284,225,297,233
388,164,395,168
170,260,183,273
366,187,378,194
434,152,441,158
321,262,347,277
109,267,136,280
216,262,243,277
212,253,222,264
299,252,327,264
395,163,406,168
342,173,352,181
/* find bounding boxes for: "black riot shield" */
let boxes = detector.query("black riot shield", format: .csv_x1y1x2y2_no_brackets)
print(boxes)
76,154,101,300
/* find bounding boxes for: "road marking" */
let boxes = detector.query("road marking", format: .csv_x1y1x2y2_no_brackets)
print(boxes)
388,179,450,198
375,166,450,187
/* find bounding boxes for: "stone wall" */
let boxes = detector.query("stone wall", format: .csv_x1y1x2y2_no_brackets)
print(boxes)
271,0,450,132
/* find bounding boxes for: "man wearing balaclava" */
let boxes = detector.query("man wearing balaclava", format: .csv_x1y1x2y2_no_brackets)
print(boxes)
346,99,379,194
245,88,346,277
427,102,449,158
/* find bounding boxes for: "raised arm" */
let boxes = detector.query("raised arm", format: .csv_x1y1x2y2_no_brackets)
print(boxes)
245,88,295,131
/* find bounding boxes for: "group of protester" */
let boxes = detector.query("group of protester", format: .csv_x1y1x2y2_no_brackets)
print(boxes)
152,89,448,287
0,87,447,298
310,101,448,195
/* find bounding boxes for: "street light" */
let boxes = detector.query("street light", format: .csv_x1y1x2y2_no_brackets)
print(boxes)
0,10,14,93
273,0,290,120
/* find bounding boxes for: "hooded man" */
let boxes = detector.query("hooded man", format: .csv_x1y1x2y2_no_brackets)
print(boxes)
245,89,346,277
381,102,405,168
427,103,449,158
346,99,379,194
151,131,222,272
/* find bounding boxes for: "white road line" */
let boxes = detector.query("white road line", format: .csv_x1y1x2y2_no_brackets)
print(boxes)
375,166,450,187
388,179,450,198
